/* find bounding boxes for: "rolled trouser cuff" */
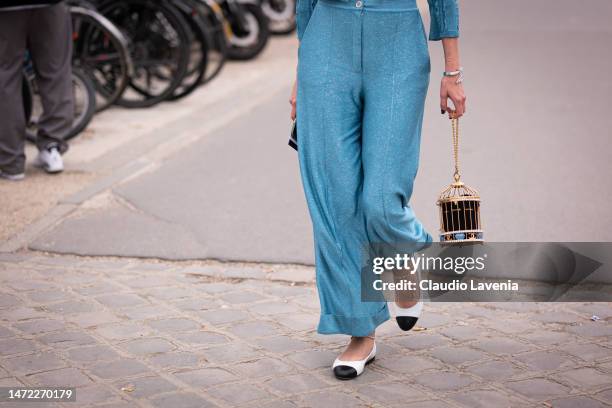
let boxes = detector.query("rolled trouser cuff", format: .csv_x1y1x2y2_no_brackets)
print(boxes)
317,304,390,336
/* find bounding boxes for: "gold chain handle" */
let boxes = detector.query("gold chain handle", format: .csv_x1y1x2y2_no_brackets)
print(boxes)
451,116,460,183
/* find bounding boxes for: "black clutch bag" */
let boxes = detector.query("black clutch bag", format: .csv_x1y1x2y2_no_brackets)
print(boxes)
288,118,297,151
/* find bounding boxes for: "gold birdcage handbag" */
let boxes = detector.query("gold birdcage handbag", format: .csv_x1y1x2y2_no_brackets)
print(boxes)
436,117,483,244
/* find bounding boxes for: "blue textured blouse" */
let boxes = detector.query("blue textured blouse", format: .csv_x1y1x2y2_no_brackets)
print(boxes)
295,0,459,41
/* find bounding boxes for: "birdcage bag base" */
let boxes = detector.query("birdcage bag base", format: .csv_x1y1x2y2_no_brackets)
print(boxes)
440,230,484,244
437,182,483,245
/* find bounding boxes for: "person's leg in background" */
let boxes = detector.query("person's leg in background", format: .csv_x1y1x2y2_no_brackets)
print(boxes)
0,11,28,180
28,2,73,173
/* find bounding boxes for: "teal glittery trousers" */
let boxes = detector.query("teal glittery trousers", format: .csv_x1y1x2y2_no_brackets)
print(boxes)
297,0,434,336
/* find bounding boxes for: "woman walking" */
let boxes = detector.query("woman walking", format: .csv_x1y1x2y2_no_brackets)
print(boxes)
289,0,466,379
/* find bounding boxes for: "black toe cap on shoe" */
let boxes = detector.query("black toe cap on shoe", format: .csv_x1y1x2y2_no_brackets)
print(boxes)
396,316,419,331
333,365,358,380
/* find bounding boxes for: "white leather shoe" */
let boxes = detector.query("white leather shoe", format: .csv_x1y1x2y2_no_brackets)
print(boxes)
391,301,423,331
332,337,376,380
34,146,64,174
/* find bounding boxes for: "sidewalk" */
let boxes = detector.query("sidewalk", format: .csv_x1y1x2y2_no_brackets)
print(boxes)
1,252,611,408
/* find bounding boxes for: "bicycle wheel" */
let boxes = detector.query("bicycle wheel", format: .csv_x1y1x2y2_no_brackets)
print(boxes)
196,0,229,84
97,0,190,108
25,68,97,144
71,6,133,112
165,0,209,101
67,68,97,140
261,0,296,35
225,1,270,61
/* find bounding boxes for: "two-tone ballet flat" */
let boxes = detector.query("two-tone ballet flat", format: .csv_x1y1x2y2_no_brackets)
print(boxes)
391,301,423,331
332,336,376,380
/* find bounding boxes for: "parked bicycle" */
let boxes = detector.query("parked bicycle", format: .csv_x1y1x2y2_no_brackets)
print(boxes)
94,0,191,108
22,0,295,146
69,0,134,111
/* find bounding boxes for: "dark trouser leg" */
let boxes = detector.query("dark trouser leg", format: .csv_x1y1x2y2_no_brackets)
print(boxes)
28,3,73,154
0,11,28,174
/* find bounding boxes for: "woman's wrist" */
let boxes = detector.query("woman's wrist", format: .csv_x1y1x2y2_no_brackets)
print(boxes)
444,62,461,72
444,53,461,72
442,67,464,84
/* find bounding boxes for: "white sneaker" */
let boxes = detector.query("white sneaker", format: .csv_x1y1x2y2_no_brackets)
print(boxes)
0,170,25,181
34,147,64,174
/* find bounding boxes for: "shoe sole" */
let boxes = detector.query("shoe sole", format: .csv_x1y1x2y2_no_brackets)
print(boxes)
44,168,64,174
0,175,25,181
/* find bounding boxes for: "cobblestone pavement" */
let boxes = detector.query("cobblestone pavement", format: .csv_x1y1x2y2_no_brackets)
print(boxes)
0,253,611,408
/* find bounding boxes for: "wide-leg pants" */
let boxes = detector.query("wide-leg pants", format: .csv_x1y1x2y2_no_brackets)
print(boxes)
297,0,433,336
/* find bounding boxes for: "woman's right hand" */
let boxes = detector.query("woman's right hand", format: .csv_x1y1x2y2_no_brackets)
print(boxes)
290,78,297,120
